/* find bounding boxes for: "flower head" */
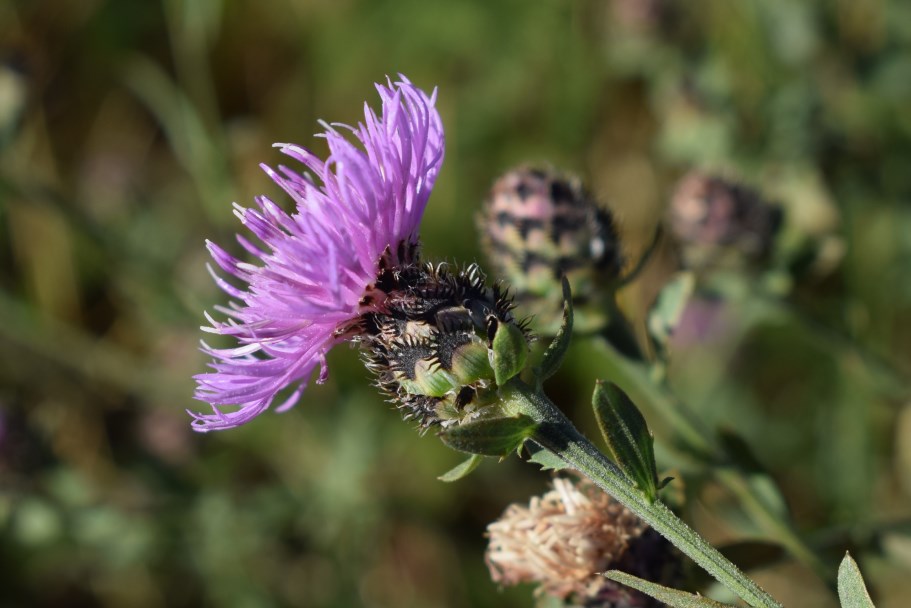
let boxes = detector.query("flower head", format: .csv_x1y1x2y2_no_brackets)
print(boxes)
480,166,622,334
191,76,444,432
486,476,678,607
667,171,782,269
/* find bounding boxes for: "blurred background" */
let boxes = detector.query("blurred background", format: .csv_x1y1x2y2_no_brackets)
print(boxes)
1,0,910,606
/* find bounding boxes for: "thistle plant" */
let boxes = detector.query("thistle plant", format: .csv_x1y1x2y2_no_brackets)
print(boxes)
192,76,880,608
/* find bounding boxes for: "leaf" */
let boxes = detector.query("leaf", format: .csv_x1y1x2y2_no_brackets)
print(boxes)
537,277,573,386
438,415,538,457
524,441,568,472
838,552,876,608
604,571,735,607
592,381,659,501
647,271,695,352
437,454,484,482
718,430,790,520
491,321,529,386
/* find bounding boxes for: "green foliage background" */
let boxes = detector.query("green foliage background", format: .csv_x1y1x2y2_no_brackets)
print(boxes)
1,1,910,606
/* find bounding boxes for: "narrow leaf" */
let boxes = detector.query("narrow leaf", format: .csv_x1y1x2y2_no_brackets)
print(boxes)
604,571,735,608
537,277,573,385
838,553,876,608
492,321,529,386
648,271,695,352
438,454,484,482
438,415,538,457
524,441,568,472
592,381,659,501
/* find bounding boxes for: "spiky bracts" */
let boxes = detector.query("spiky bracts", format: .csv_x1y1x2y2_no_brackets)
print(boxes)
358,260,531,428
480,166,622,334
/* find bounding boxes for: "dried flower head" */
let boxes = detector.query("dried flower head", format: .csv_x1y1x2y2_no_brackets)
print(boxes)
486,476,677,607
667,171,782,269
191,76,444,432
480,166,622,334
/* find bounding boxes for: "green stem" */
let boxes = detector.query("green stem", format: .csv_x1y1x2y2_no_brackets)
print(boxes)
594,338,833,585
502,379,783,608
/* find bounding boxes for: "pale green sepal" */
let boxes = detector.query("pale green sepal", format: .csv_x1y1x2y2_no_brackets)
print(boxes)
438,414,538,457
604,571,736,608
524,441,568,472
491,321,529,386
592,381,660,501
837,552,876,608
437,454,485,482
536,277,573,388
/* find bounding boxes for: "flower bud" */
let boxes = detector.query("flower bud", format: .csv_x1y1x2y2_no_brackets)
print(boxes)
358,258,532,428
667,172,782,270
486,476,679,607
480,166,622,334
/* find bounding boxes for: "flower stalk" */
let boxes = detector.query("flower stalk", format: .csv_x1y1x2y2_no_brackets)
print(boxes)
498,377,783,608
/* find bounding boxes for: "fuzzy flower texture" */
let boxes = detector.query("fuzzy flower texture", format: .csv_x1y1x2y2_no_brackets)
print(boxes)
191,77,444,432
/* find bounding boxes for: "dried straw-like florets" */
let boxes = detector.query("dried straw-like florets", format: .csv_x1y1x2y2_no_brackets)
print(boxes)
486,477,676,607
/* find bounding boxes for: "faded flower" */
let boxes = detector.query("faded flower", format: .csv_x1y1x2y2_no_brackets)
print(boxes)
486,476,677,607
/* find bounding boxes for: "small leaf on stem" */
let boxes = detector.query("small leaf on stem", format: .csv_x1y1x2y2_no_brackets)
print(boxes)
523,441,568,472
536,277,573,387
438,454,485,482
838,552,876,608
438,414,538,457
604,571,736,607
592,381,660,501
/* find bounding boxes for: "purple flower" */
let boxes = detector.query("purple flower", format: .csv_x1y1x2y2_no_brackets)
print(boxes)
191,76,444,432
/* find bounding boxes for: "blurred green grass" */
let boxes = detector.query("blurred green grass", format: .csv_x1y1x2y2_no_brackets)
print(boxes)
1,0,910,606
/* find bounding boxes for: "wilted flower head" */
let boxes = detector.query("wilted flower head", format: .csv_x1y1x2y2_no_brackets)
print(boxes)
480,166,622,334
191,76,444,432
667,171,782,270
486,476,677,607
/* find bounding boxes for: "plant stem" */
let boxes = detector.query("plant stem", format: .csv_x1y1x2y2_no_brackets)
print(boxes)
594,338,833,585
502,378,783,608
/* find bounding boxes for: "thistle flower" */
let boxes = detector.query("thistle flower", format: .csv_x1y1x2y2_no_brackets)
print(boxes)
486,476,678,607
667,171,782,270
480,166,622,334
191,77,444,432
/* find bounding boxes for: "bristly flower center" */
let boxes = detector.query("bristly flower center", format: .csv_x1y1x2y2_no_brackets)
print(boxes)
349,245,531,428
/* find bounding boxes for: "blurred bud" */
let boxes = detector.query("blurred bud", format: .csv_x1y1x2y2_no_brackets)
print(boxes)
358,251,531,429
609,0,672,33
486,476,678,607
480,166,622,334
667,172,782,269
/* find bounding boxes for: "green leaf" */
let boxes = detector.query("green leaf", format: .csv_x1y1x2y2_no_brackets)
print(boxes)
648,271,695,352
438,415,538,457
592,381,660,501
437,454,484,482
718,430,790,520
524,441,568,472
838,552,876,608
604,571,736,608
491,321,529,386
536,277,573,387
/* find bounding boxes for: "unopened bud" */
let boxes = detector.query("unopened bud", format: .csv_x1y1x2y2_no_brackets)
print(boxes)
480,166,622,334
359,261,532,428
667,172,782,269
